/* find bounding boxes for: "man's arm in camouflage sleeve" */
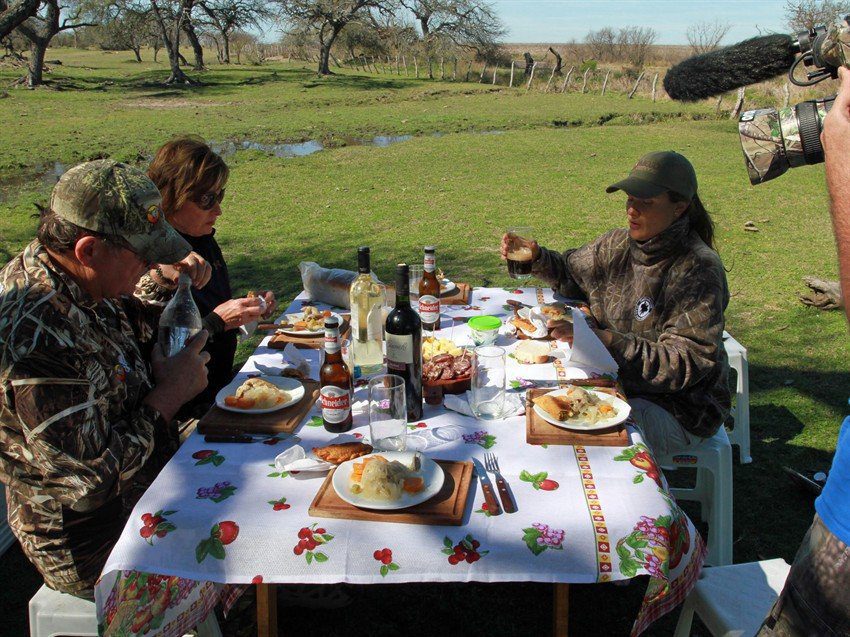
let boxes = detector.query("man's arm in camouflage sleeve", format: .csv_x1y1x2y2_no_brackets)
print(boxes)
598,262,727,394
5,353,162,513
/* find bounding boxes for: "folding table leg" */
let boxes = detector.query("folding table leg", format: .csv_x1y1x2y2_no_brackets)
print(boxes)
553,583,569,636
257,583,278,637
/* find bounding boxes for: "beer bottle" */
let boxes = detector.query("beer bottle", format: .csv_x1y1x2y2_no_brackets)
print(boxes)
386,263,423,421
320,316,353,432
418,246,440,333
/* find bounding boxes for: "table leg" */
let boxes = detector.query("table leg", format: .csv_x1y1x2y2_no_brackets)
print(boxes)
552,583,569,637
257,583,278,637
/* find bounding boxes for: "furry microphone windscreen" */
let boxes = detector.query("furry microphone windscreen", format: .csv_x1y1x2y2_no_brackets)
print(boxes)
664,34,797,101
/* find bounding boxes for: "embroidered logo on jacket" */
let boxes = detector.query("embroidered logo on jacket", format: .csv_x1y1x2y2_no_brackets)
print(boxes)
634,297,654,321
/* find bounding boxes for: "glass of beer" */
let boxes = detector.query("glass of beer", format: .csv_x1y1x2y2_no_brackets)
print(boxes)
506,226,535,280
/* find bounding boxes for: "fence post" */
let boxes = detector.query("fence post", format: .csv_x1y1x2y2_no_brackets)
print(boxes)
651,72,659,102
453,57,458,80
396,54,400,74
330,52,342,68
414,55,419,78
361,55,368,72
715,94,723,112
428,57,433,79
730,86,745,120
545,65,556,92
465,60,472,81
526,61,538,90
600,69,611,96
509,60,515,88
480,62,488,82
402,54,408,75
581,68,590,93
560,66,574,93
628,71,645,99
492,65,498,85
783,82,790,108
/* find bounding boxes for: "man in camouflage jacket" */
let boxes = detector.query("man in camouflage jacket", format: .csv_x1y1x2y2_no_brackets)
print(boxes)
0,161,209,598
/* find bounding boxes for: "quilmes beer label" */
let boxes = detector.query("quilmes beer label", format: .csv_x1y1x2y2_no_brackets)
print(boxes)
419,295,440,326
320,386,351,423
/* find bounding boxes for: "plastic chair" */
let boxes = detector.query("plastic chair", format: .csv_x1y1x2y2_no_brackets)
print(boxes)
658,426,733,566
29,584,223,637
673,558,791,637
723,331,751,464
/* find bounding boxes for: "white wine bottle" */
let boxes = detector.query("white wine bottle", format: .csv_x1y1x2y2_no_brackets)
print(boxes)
349,246,384,378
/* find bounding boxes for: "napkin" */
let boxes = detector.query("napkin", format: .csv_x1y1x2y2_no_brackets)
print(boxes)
239,296,268,340
253,344,311,378
511,307,548,339
443,391,526,418
567,307,618,374
274,434,362,473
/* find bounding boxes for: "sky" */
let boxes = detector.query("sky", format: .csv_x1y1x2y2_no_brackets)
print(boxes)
491,0,790,44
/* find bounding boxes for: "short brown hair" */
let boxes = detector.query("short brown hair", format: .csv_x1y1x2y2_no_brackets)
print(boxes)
147,136,229,216
37,206,128,254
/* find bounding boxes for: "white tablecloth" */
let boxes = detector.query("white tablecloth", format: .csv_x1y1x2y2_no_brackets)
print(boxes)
96,288,705,637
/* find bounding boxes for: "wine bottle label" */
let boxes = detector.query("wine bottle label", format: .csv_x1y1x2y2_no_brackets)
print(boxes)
324,328,341,354
419,295,440,325
424,254,436,273
320,386,351,423
386,332,413,365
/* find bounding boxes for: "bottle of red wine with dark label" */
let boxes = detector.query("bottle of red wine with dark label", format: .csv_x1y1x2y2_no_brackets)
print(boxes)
385,263,423,421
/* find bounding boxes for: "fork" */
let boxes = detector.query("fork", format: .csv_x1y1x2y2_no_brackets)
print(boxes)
484,452,517,514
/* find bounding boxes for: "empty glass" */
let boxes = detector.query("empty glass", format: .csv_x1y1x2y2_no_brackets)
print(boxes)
470,346,506,420
368,374,408,451
408,264,424,305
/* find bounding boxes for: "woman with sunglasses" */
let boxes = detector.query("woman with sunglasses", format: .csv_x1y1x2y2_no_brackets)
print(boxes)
136,136,276,417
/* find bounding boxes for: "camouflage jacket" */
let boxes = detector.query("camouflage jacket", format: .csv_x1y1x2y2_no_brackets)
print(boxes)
0,240,177,598
533,216,731,439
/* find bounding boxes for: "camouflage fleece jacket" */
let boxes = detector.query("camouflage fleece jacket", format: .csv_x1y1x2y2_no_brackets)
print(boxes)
0,240,177,599
532,215,730,439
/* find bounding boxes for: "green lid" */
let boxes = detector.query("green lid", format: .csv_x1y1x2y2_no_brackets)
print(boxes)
468,316,502,330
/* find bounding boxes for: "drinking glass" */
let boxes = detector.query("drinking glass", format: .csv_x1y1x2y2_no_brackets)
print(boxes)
470,346,506,420
505,226,535,280
369,374,408,451
408,264,424,305
340,338,353,371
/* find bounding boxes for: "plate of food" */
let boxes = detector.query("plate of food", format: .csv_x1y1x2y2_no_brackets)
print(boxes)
332,451,445,510
531,385,630,431
276,306,343,336
216,376,305,414
422,337,472,394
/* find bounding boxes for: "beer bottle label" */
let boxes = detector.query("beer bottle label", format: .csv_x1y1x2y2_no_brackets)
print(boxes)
424,253,436,273
324,328,340,354
386,333,413,366
419,295,440,325
320,386,351,423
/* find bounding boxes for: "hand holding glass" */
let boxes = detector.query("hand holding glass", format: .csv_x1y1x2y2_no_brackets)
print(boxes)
505,226,535,280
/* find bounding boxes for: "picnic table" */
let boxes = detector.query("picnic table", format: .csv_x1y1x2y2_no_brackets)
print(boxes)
95,287,706,637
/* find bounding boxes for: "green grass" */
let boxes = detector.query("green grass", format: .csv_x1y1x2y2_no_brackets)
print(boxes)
1,48,847,635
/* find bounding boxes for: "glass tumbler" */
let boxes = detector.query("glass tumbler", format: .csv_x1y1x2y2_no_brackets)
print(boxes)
470,346,506,420
368,374,408,451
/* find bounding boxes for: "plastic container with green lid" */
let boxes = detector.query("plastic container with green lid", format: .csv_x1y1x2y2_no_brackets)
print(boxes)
468,315,502,346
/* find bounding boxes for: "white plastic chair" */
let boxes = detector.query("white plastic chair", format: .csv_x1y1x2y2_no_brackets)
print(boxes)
723,331,751,464
29,584,223,637
673,558,791,637
658,426,733,566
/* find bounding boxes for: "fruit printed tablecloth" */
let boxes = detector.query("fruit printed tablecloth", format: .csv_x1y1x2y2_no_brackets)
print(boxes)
96,288,706,637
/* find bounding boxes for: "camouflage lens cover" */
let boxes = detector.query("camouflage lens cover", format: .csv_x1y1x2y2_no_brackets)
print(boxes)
739,108,789,185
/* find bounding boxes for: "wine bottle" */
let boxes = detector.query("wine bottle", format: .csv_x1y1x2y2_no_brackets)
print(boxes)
158,272,202,356
385,263,423,421
349,246,384,378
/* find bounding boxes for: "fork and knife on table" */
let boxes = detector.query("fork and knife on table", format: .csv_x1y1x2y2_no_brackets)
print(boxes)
472,452,517,515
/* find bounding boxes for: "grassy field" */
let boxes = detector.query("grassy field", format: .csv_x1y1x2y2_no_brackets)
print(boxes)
1,48,848,636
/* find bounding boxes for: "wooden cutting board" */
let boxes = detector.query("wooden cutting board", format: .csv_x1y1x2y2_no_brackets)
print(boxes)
387,283,472,306
525,388,630,447
267,316,351,350
308,460,474,526
197,380,320,435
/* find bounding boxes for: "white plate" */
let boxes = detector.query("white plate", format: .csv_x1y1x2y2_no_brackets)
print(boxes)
215,376,305,414
440,279,457,294
332,451,445,510
532,388,631,431
277,311,343,336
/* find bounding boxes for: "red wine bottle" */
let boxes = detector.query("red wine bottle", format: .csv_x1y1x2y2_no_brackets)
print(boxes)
385,263,423,421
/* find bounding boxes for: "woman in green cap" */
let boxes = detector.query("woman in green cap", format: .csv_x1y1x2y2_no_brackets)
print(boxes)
500,151,730,456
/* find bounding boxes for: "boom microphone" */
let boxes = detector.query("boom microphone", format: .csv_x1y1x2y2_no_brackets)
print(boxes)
664,34,797,101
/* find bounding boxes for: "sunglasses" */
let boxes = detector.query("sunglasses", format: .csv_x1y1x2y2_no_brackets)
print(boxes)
194,189,225,211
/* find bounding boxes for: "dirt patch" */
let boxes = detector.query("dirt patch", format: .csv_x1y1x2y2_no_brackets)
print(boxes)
124,98,217,109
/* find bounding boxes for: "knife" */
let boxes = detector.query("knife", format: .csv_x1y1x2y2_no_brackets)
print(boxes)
472,458,502,516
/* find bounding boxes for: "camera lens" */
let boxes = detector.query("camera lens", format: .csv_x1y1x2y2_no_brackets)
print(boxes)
796,100,825,165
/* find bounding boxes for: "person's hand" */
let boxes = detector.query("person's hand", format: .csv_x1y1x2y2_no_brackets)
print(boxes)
213,297,263,330
500,233,540,262
157,252,212,289
144,330,210,421
549,322,573,341
257,290,277,319
822,66,850,160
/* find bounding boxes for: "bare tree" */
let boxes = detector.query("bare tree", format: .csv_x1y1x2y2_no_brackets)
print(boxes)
618,26,655,67
101,4,159,61
685,19,730,54
180,0,206,69
785,0,850,31
399,0,504,55
276,0,388,75
585,26,616,60
197,0,272,63
17,0,99,86
0,0,41,40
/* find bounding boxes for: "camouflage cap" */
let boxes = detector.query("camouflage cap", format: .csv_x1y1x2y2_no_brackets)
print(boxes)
606,151,697,201
50,160,191,265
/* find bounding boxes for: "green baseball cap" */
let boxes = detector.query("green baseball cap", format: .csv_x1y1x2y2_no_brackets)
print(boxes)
50,160,191,264
606,151,697,201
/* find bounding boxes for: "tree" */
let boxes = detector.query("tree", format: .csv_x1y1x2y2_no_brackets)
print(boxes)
100,4,159,61
584,25,655,66
181,0,205,70
399,0,504,55
685,19,730,54
16,0,99,86
276,0,387,75
584,27,616,60
149,0,196,83
197,0,273,63
785,0,850,31
0,0,41,41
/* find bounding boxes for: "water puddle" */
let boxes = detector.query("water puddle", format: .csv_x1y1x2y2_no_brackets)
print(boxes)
0,161,65,204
